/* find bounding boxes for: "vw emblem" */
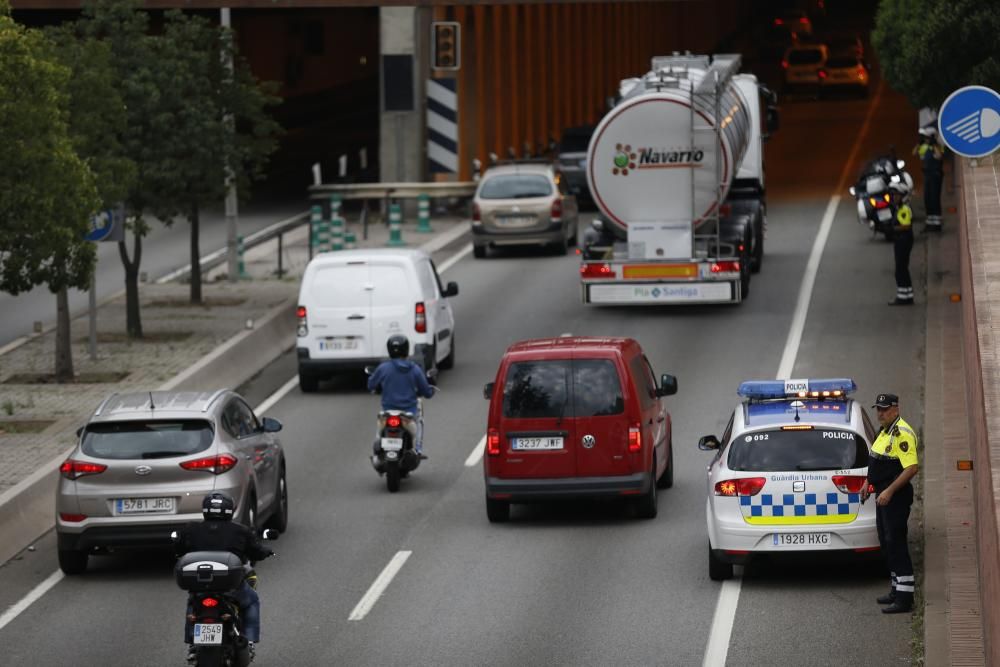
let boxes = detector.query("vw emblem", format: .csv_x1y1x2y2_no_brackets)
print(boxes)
793,481,805,492
581,434,596,449
134,465,152,476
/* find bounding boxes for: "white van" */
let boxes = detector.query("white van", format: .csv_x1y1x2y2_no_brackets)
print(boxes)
295,249,459,392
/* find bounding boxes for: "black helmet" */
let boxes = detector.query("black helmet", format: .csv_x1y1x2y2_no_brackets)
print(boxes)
202,492,235,521
387,335,409,359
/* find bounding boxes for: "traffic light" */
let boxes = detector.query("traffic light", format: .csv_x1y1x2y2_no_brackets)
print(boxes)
432,21,460,71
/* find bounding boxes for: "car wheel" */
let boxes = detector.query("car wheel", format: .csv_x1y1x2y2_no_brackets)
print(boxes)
656,442,674,489
473,245,487,259
709,545,734,581
298,372,319,393
635,462,658,519
439,334,455,370
58,548,88,575
486,496,510,523
265,464,288,533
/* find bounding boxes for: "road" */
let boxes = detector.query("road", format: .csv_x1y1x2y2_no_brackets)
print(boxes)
0,76,926,665
0,199,307,349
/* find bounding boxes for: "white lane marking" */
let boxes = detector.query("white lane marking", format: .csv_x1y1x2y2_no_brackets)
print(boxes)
465,435,486,467
435,243,472,273
255,375,299,415
701,80,887,667
0,570,64,633
348,550,412,621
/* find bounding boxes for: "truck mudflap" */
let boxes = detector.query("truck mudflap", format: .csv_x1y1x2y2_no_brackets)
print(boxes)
583,280,739,305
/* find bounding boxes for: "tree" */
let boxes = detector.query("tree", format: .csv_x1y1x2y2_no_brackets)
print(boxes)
0,1,100,382
873,0,1000,110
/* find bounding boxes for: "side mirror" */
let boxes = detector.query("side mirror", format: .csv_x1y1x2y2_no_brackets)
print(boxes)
364,365,375,376
698,435,721,451
426,367,439,382
442,281,459,298
261,417,283,433
483,382,495,400
261,528,280,541
765,105,780,135
657,374,678,397
76,426,85,439
848,186,856,196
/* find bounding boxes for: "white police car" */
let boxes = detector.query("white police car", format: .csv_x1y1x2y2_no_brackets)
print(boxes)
699,379,879,580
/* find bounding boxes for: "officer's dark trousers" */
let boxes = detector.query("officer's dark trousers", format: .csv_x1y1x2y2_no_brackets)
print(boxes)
876,483,914,598
923,168,943,219
894,231,913,291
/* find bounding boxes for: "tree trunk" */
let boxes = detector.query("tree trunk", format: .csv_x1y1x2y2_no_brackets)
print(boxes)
118,229,143,339
54,286,74,383
190,202,202,304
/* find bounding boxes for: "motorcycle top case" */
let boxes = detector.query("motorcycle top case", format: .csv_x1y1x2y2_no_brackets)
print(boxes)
175,551,245,592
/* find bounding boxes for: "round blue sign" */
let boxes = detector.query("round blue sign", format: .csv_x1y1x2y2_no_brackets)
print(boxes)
938,85,1000,158
85,210,115,242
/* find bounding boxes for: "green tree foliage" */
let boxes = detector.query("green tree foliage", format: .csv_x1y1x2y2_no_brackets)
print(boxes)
0,3,100,381
874,0,1000,109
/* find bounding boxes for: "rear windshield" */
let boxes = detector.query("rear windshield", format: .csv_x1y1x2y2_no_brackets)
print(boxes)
82,420,214,460
727,428,868,472
826,56,858,68
479,174,553,200
502,360,624,418
788,50,823,65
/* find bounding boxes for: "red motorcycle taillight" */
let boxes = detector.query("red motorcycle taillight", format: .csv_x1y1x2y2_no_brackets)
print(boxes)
201,597,219,608
386,415,402,428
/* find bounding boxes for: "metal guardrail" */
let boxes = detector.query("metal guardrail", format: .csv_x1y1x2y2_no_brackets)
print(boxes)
308,181,477,200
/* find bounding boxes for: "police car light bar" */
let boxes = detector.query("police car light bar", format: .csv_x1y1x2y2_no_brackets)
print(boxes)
737,378,857,400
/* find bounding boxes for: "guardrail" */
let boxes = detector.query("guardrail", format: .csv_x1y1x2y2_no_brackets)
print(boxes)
307,181,477,200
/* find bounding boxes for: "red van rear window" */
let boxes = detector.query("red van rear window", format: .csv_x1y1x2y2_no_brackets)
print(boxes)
503,360,623,418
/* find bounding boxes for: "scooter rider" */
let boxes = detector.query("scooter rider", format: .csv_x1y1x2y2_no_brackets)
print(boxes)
174,492,273,660
368,334,435,458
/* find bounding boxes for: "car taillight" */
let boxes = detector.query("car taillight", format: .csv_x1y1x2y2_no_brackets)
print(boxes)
714,477,766,497
487,428,501,456
628,425,641,453
59,513,87,522
710,261,740,273
415,302,426,334
180,454,238,475
296,305,308,337
472,203,481,223
386,415,402,428
832,475,868,494
774,18,784,25
817,69,827,80
781,60,789,69
551,199,563,221
59,459,107,480
201,597,219,608
580,263,615,279
857,66,866,78
799,17,808,24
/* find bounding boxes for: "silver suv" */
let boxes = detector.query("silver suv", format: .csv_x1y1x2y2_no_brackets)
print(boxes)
56,390,288,574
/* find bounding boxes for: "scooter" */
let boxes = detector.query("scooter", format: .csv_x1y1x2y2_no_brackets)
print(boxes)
365,365,435,493
848,155,914,240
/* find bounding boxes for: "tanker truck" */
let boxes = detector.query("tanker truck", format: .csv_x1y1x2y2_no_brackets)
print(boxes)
580,53,778,305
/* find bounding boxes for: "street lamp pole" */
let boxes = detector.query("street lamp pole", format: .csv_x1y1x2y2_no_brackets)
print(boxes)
221,7,239,282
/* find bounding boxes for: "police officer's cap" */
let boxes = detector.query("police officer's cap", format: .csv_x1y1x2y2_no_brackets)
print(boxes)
872,393,899,409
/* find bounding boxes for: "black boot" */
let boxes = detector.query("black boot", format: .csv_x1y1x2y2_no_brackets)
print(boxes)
876,590,896,605
882,591,913,614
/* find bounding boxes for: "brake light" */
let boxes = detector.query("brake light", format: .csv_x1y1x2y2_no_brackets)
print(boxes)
710,261,740,273
386,415,402,428
415,302,426,334
472,203,481,223
487,429,501,456
715,477,766,497
817,69,827,80
774,18,784,25
59,459,107,480
180,454,238,474
628,425,641,453
781,60,789,69
59,513,87,522
832,475,867,494
296,305,308,337
799,17,808,24
580,263,615,279
201,597,219,608
551,199,563,221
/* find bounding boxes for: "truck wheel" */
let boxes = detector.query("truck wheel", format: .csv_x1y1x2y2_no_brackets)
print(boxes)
486,497,510,523
739,260,751,300
709,545,734,581
751,218,764,274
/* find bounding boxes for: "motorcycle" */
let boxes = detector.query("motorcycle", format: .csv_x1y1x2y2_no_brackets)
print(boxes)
848,155,914,240
172,530,278,667
365,365,435,493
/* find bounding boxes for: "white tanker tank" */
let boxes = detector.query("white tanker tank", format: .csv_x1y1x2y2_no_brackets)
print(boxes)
586,54,753,238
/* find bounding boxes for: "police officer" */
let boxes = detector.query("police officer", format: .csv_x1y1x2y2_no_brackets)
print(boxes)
913,126,944,231
888,186,915,306
862,393,919,613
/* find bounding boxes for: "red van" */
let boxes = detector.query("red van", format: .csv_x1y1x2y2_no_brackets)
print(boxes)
482,337,678,522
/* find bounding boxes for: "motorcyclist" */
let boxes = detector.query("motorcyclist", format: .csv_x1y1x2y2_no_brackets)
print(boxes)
367,334,435,458
174,492,273,661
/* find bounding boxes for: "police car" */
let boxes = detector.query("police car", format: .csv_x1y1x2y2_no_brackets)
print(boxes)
699,379,879,580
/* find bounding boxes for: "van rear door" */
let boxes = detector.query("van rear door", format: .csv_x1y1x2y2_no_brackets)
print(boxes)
305,261,373,359
369,260,414,356
572,357,630,478
495,359,575,479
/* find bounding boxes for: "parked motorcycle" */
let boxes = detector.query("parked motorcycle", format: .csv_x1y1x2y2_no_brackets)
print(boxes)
848,155,914,240
172,530,277,667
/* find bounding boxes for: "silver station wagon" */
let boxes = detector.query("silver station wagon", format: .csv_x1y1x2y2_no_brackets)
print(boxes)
56,390,288,574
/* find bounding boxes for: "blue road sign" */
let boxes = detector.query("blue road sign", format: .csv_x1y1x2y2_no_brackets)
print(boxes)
85,207,124,242
938,86,1000,158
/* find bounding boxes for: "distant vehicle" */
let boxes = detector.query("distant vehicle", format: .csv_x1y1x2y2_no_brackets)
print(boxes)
557,125,596,206
296,248,458,390
56,390,288,575
782,43,828,92
773,9,813,37
482,336,678,523
698,379,879,581
471,161,579,258
820,53,870,98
